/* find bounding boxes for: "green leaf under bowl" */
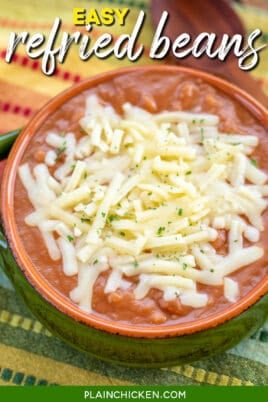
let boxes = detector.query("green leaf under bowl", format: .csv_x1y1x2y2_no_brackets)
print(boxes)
0,129,21,160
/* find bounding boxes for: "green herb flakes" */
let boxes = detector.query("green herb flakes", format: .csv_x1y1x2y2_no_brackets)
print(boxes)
108,215,119,222
81,216,91,223
157,226,165,236
55,141,67,162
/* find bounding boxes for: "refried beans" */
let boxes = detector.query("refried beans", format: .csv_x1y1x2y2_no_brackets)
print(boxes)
14,70,268,326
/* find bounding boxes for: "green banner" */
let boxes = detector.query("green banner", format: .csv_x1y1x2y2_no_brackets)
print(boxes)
0,386,267,402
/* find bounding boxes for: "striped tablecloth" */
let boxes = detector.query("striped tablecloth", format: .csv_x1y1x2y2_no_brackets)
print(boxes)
0,0,267,387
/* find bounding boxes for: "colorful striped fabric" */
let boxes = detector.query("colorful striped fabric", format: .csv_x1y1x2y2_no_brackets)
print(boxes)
0,0,267,386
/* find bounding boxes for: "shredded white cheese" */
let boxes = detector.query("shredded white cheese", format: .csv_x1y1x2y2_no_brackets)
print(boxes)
18,94,267,313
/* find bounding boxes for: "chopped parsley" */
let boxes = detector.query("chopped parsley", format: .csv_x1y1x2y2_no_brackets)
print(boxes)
186,171,192,175
93,259,98,265
250,159,257,167
133,260,139,268
67,235,74,242
81,216,91,223
182,262,188,270
174,291,180,297
108,214,119,222
55,141,67,162
157,226,165,236
210,269,215,273
101,212,106,218
177,208,183,216
119,231,126,237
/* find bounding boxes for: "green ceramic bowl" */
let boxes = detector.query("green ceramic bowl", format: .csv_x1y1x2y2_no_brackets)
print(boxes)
0,66,268,367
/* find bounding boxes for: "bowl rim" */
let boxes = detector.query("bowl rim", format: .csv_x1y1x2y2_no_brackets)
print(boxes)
1,64,268,339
